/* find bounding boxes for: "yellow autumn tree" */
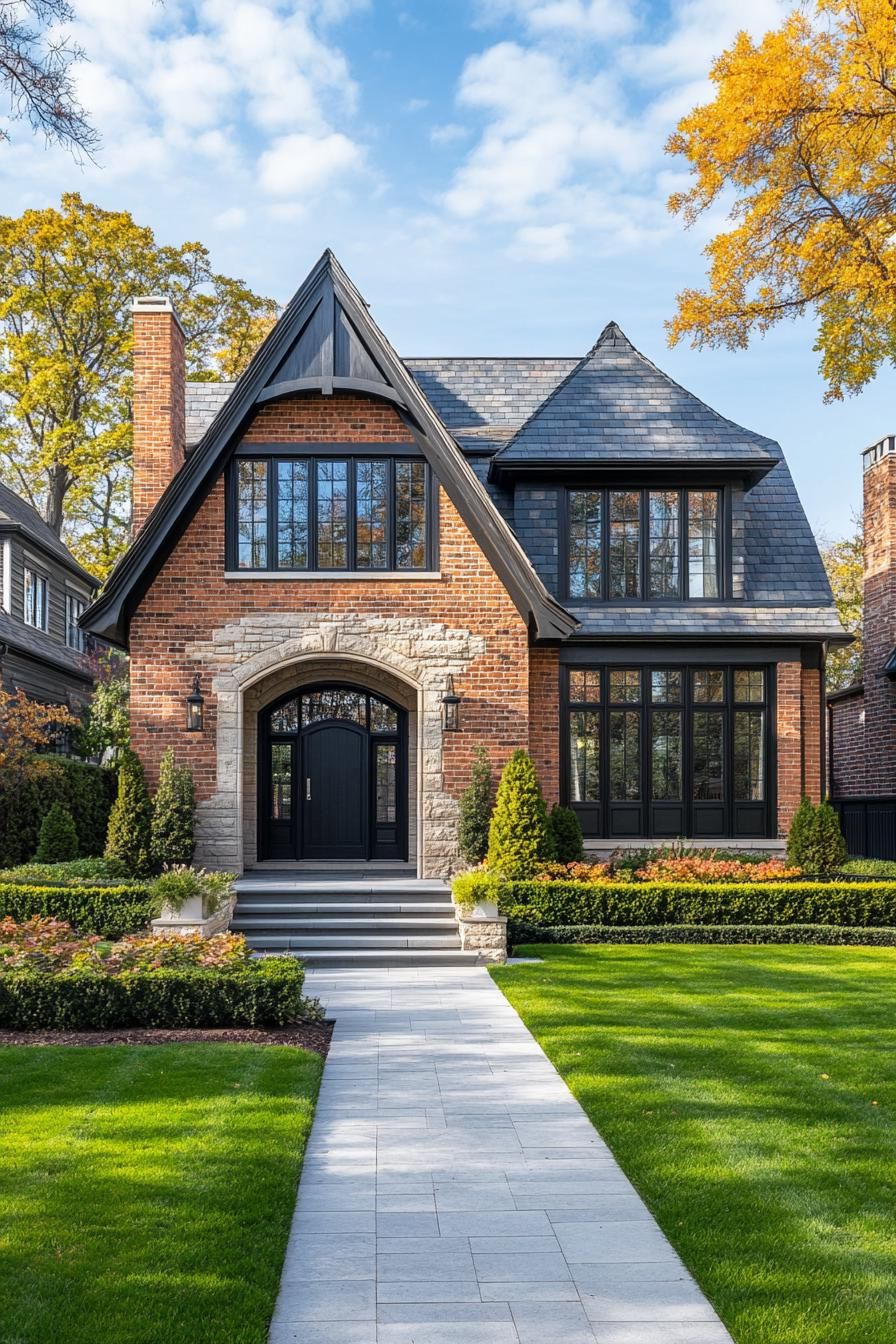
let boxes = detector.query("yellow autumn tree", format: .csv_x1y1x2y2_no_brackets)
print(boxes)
666,0,896,400
821,525,864,689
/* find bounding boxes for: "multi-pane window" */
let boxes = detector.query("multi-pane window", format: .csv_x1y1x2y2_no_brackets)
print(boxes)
566,488,722,600
566,664,769,834
23,567,47,630
66,593,86,650
568,491,601,598
231,457,431,572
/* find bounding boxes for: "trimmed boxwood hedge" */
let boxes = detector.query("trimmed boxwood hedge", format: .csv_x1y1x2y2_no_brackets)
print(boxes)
454,873,896,928
0,881,158,938
0,957,306,1030
509,922,896,948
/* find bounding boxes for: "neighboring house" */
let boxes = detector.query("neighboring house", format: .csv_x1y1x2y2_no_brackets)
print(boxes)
828,436,896,857
83,253,846,876
0,481,99,712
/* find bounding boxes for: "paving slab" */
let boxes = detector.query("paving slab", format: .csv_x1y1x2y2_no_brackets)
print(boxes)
268,967,733,1343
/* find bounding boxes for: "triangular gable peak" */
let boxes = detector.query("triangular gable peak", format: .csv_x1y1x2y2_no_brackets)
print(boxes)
83,250,576,647
490,319,781,485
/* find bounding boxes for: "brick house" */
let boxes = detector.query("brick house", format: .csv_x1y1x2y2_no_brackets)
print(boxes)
828,436,896,856
83,252,846,876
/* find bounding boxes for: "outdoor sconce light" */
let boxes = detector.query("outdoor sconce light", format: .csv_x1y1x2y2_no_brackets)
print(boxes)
185,674,204,732
441,675,461,732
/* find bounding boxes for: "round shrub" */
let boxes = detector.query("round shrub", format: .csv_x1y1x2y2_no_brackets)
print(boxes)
35,804,79,863
548,805,584,864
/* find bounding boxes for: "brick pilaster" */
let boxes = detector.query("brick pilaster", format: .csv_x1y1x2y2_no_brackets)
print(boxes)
861,437,896,793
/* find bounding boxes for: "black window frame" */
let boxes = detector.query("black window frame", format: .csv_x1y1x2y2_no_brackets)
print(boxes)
561,662,774,839
226,451,438,574
563,485,727,603
65,591,87,651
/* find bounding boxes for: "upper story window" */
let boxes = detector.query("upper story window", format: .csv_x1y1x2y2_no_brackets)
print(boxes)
23,566,48,630
228,456,433,573
66,592,86,651
567,487,722,601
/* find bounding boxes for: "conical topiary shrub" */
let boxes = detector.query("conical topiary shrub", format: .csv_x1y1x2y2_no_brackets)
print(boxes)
814,799,848,874
548,804,584,864
786,795,815,870
105,749,152,877
151,747,196,868
486,749,554,879
457,745,493,866
35,802,79,863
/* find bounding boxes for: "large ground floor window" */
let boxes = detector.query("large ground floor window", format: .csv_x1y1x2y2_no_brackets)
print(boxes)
563,663,773,839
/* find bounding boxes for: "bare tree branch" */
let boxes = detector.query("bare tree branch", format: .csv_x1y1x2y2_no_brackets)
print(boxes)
0,1,98,157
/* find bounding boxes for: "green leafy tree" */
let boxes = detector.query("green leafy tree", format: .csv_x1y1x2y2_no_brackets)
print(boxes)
105,749,152,877
548,804,584,864
77,662,130,762
487,749,554,879
821,526,863,691
35,802,78,862
151,748,196,868
457,745,493,866
0,193,279,576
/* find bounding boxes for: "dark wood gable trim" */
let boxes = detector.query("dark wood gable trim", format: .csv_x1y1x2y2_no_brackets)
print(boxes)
83,250,576,648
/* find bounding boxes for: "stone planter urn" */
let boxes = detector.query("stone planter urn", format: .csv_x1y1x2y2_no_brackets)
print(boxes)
152,887,236,940
454,893,507,963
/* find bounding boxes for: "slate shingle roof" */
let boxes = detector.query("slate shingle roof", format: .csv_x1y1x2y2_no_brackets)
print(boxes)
0,481,97,585
494,322,780,465
182,330,841,638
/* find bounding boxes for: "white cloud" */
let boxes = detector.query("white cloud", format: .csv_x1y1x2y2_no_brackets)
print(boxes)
404,98,430,112
480,0,636,41
430,123,470,145
215,207,248,230
258,131,363,196
512,222,572,260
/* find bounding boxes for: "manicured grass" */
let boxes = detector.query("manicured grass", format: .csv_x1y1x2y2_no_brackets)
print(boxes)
0,1045,323,1344
492,945,896,1344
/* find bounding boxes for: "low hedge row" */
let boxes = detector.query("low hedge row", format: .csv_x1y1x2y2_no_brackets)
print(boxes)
0,957,306,1030
0,882,158,938
509,922,896,947
454,874,896,928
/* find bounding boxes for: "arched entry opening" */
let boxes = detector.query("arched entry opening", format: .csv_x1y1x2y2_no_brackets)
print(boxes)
258,683,407,862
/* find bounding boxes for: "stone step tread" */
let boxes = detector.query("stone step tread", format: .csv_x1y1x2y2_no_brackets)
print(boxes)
233,919,459,932
246,933,462,948
232,911,457,924
232,903,455,913
261,949,484,964
234,880,449,895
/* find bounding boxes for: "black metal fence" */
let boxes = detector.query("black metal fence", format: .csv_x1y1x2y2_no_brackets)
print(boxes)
831,797,896,860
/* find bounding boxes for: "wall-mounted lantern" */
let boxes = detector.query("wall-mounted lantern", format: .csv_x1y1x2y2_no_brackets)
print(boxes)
185,674,204,732
441,674,461,732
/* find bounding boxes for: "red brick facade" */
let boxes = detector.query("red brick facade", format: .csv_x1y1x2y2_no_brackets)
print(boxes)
130,392,534,809
829,439,896,799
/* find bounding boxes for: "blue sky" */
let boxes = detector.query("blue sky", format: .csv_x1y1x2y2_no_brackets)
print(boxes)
1,0,889,541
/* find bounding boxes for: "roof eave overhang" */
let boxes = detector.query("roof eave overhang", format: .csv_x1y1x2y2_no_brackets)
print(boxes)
0,522,99,590
488,456,777,487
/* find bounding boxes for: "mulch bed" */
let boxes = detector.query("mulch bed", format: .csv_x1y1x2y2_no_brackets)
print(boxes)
0,1019,334,1055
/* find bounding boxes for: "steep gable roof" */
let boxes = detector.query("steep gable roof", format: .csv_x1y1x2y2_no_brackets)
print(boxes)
0,481,98,588
83,251,576,648
491,322,781,479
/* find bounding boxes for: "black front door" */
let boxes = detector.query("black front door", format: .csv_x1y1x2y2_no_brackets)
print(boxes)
302,723,367,860
259,684,407,862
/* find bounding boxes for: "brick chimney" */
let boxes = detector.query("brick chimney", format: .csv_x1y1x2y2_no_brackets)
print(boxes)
861,435,896,792
131,296,186,533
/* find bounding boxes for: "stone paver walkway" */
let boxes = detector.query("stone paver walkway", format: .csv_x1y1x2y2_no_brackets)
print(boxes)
269,967,733,1344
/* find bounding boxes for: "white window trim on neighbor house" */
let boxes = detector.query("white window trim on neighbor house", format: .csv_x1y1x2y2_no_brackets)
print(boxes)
65,588,89,650
23,561,49,632
1,538,10,614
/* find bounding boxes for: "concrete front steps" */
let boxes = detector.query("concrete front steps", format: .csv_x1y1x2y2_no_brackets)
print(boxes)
230,871,483,967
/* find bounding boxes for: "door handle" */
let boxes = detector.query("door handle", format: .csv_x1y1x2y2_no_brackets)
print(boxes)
305,777,311,801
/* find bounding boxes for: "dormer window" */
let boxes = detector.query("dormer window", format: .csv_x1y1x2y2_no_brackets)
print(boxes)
567,487,722,601
227,454,434,574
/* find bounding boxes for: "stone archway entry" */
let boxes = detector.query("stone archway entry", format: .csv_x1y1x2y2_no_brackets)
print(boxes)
258,684,407,863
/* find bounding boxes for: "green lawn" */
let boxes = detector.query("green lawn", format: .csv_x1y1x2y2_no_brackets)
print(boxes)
492,944,896,1344
0,1045,323,1344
